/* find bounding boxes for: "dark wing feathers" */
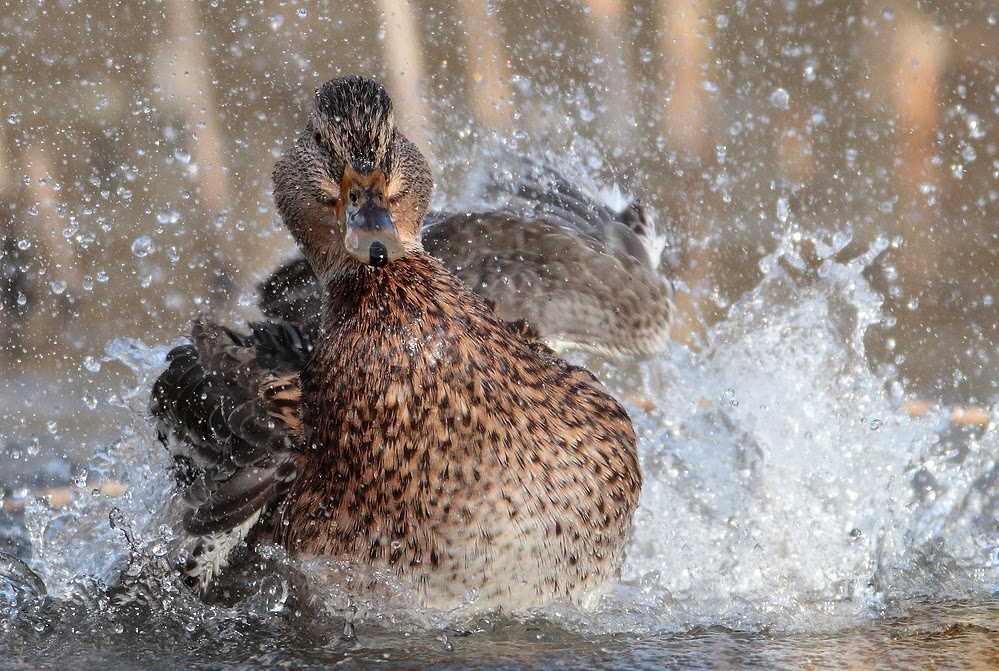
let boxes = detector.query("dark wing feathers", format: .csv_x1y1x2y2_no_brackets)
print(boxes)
182,459,296,536
258,254,321,324
150,317,309,549
249,320,316,370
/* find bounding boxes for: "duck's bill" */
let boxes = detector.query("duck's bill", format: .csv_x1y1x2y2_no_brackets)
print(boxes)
340,167,405,267
344,201,405,267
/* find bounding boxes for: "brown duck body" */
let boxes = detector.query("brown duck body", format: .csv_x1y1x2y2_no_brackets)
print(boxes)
152,75,643,613
281,253,639,609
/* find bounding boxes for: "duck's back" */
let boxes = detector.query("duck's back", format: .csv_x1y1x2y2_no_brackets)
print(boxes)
280,253,641,611
422,210,670,357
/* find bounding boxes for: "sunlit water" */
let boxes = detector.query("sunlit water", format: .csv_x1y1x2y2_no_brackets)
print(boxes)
2,212,998,668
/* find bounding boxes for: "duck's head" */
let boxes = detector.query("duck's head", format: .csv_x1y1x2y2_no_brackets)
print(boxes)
273,76,433,278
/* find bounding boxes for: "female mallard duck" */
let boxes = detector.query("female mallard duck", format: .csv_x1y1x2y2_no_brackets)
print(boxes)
261,154,674,358
151,76,641,613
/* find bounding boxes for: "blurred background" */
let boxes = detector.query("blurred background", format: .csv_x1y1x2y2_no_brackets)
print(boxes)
1,0,996,474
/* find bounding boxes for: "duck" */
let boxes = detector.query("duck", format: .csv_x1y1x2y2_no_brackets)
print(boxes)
150,76,642,613
261,152,674,358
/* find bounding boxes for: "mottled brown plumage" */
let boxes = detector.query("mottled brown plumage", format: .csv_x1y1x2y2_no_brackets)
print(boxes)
280,253,638,608
151,75,641,612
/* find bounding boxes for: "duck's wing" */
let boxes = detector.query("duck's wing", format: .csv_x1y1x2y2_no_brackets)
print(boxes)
470,153,669,273
150,318,309,589
423,211,673,357
425,154,672,356
258,255,321,326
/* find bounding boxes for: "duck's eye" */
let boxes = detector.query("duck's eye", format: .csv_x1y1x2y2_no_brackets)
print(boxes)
349,190,359,205
314,131,322,146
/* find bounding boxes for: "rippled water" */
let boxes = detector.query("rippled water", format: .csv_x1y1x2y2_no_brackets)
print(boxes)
3,221,997,669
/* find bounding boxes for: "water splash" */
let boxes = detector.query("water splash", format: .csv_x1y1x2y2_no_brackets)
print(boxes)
574,228,998,633
4,226,997,645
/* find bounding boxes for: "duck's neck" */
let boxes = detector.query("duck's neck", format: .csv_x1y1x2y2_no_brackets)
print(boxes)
299,252,478,460
318,253,450,336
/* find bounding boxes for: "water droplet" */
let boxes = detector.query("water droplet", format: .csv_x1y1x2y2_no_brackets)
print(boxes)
174,147,191,164
967,114,984,139
770,87,790,110
270,13,284,29
803,59,818,83
156,207,180,225
78,232,96,249
17,238,31,250
109,507,125,529
131,236,153,257
296,8,307,18
83,355,101,372
776,196,790,223
869,418,883,431
73,469,88,488
82,390,98,410
50,280,67,295
7,113,20,125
